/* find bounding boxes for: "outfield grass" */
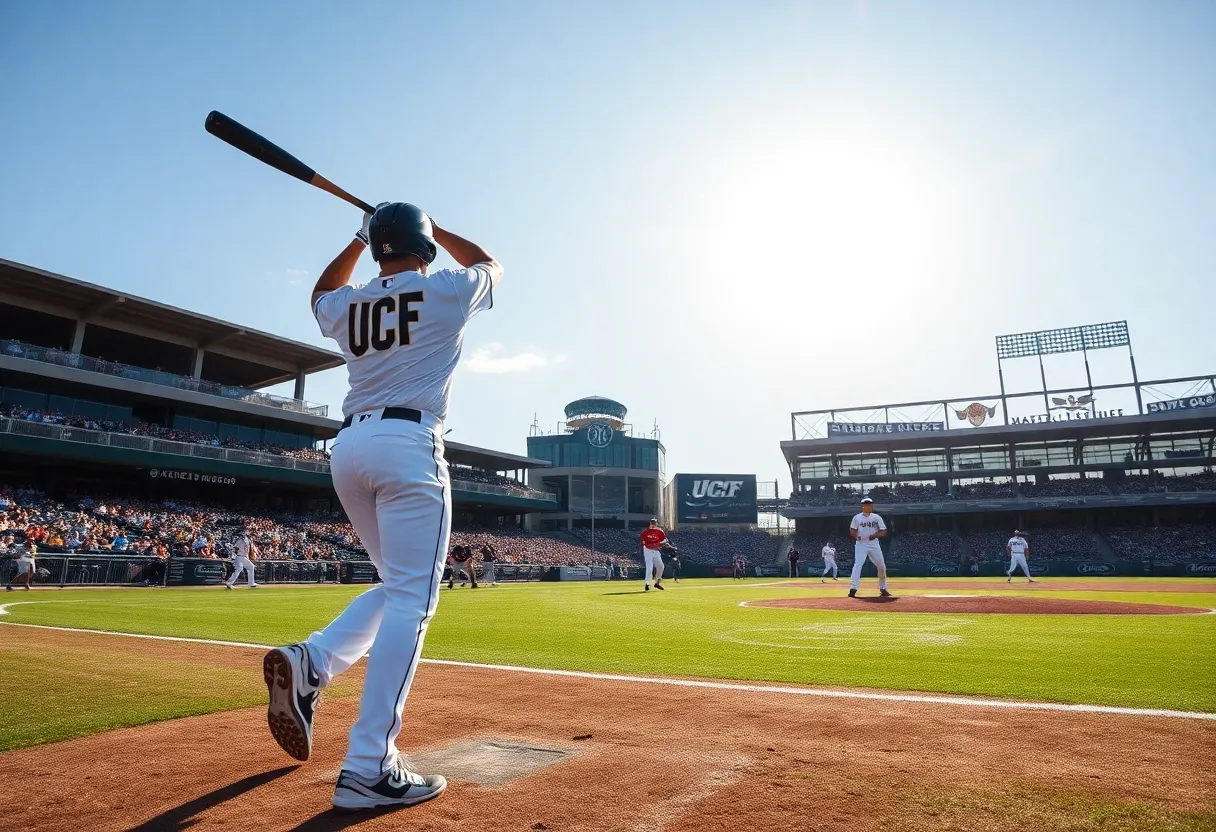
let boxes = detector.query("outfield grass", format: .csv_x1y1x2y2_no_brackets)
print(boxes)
3,578,1213,717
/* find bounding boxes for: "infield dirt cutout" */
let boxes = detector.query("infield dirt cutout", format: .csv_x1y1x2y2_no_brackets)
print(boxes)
745,595,1208,615
1,629,1214,831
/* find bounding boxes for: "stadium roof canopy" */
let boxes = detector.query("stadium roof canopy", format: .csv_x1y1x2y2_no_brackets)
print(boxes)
446,441,550,471
0,259,343,388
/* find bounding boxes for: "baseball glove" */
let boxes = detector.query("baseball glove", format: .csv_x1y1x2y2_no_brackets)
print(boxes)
660,543,678,553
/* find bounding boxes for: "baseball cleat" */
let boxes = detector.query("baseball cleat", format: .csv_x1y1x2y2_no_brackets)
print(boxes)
848,589,857,598
1028,579,1036,583
332,758,446,811
1007,577,1012,582
654,582,665,591
879,589,891,597
644,585,650,591
225,584,233,590
263,643,321,762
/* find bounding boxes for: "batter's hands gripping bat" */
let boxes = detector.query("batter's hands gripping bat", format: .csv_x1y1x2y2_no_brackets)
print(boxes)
204,111,375,214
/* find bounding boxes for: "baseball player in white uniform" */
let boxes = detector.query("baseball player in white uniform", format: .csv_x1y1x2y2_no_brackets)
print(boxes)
225,528,259,589
6,542,36,591
848,498,889,597
820,542,838,582
1006,530,1035,583
262,203,499,812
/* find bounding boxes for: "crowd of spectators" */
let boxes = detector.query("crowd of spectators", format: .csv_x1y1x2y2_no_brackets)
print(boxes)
1017,479,1109,498
1106,524,1216,562
890,531,960,563
964,528,1102,559
448,466,537,496
0,486,629,570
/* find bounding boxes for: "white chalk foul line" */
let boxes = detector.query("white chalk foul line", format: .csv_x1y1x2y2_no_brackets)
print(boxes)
1,619,1213,722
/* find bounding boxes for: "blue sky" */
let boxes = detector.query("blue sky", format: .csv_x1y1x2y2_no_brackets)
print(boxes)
2,1,1214,488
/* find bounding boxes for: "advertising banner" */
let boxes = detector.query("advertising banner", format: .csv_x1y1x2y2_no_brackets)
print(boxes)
827,422,944,436
150,469,237,486
341,561,380,584
167,558,228,586
927,563,959,576
1146,393,1216,414
675,474,758,524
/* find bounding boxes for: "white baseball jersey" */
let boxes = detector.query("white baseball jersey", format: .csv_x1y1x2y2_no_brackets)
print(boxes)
233,534,251,558
1007,536,1028,555
850,513,886,542
313,264,498,419
822,545,836,560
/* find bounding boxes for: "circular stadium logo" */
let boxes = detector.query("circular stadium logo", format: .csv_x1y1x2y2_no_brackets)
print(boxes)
587,422,614,448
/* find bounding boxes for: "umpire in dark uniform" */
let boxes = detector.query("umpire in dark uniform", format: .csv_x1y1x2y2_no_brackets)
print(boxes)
788,545,801,578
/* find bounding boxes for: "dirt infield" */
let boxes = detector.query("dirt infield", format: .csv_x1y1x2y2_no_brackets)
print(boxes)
786,579,1216,593
746,595,1209,614
1,631,1214,831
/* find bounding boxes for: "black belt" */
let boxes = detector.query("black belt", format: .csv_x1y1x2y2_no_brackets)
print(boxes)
341,406,424,429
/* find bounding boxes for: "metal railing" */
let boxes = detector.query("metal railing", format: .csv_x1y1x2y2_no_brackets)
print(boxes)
1,339,328,416
0,417,558,502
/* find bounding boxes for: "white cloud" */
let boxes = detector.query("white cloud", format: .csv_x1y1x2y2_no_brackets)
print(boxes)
264,267,310,285
463,342,564,374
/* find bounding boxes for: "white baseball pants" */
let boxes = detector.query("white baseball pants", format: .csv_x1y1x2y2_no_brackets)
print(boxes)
642,547,665,585
304,412,450,779
821,557,837,578
1008,553,1032,580
850,542,887,591
14,556,34,575
226,556,255,587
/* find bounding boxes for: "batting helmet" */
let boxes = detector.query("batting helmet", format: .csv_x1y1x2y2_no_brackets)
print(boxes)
368,203,437,264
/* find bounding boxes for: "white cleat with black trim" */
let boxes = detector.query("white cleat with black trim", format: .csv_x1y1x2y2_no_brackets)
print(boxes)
332,757,447,810
263,643,321,761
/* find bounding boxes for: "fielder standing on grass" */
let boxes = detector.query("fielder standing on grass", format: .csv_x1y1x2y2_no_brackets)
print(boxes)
262,202,500,812
1006,530,1036,583
820,541,838,582
848,497,890,598
225,526,259,590
640,519,668,591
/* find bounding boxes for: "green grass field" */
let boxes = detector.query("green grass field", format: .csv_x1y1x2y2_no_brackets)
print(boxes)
2,578,1214,751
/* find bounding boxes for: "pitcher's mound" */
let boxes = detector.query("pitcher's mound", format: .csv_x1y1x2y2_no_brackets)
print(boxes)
747,596,1204,615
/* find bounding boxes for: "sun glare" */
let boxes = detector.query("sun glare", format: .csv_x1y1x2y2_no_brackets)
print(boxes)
699,130,959,317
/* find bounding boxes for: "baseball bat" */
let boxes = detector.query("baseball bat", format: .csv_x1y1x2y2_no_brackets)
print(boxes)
204,111,375,213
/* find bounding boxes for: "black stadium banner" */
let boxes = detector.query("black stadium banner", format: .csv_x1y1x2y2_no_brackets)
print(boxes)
167,558,228,585
1074,561,1114,575
827,422,944,436
150,468,237,486
341,561,380,584
1146,393,1216,414
927,563,959,576
675,474,758,524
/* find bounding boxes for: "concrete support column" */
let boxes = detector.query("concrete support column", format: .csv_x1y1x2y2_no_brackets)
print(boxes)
293,370,306,401
71,320,86,353
192,349,205,379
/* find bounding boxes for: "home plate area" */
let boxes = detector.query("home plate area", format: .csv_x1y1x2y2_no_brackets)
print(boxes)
744,595,1204,614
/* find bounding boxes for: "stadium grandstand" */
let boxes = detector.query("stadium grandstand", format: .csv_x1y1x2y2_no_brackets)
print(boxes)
778,322,1216,577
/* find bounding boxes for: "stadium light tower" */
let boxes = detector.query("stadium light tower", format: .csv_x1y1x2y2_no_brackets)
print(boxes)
994,321,1140,420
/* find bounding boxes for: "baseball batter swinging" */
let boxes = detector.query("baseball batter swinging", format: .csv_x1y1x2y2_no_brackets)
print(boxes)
848,497,890,598
262,202,501,811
